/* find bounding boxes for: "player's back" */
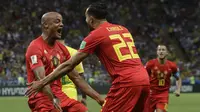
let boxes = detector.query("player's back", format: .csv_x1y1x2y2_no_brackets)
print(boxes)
89,22,149,88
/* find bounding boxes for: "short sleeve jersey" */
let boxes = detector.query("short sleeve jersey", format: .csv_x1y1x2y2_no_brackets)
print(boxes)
26,36,71,100
145,59,178,97
79,22,149,88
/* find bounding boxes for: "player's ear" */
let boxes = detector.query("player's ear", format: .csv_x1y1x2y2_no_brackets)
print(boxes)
42,21,49,29
44,23,49,29
90,16,95,24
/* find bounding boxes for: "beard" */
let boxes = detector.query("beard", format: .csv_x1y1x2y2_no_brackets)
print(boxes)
50,28,62,39
87,24,94,31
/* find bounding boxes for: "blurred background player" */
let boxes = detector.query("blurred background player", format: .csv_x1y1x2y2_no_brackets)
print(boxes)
26,12,88,112
145,44,182,112
26,2,150,112
58,38,87,105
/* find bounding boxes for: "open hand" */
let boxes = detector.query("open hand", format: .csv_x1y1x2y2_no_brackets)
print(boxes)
25,80,44,97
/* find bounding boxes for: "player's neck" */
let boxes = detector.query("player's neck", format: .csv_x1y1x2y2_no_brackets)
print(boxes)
41,33,56,46
57,40,65,45
93,20,107,29
158,58,166,64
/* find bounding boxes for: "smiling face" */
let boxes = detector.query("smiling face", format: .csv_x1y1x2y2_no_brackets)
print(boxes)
157,45,168,59
42,12,63,39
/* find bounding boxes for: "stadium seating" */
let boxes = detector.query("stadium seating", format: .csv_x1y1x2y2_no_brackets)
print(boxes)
0,0,199,85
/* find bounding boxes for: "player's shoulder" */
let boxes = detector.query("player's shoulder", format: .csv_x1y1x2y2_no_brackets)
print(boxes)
26,37,44,58
27,37,42,51
56,41,69,52
147,59,157,64
145,59,156,68
167,60,177,67
28,36,41,46
110,23,129,32
166,60,176,64
91,22,117,35
56,40,71,49
86,28,107,42
91,26,108,36
118,24,129,31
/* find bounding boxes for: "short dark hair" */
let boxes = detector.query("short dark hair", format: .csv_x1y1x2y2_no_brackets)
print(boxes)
87,2,108,19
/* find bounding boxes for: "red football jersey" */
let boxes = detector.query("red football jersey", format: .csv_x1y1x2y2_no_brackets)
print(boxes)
79,22,149,88
145,59,178,97
26,36,70,101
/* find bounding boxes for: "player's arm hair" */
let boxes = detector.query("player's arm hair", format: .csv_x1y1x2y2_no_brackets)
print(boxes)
79,73,87,99
41,52,102,103
33,66,55,100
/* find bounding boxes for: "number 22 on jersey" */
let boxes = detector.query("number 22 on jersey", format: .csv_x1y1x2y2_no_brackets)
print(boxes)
109,33,139,62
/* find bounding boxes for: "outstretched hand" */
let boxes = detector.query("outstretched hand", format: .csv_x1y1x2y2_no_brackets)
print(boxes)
25,80,44,97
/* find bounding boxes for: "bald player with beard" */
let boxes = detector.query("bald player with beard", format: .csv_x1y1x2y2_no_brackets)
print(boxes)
26,12,101,112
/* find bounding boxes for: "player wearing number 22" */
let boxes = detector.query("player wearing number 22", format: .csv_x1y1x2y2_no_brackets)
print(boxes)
25,3,150,112
80,3,150,112
145,45,182,112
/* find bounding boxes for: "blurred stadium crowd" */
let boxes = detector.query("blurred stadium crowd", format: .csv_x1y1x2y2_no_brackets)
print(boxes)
0,0,199,86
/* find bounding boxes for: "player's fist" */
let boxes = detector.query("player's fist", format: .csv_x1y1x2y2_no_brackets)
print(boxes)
174,89,180,97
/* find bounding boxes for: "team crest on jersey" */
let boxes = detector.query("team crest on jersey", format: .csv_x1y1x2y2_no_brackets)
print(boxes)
160,73,164,78
157,72,167,79
156,70,161,74
52,56,60,67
